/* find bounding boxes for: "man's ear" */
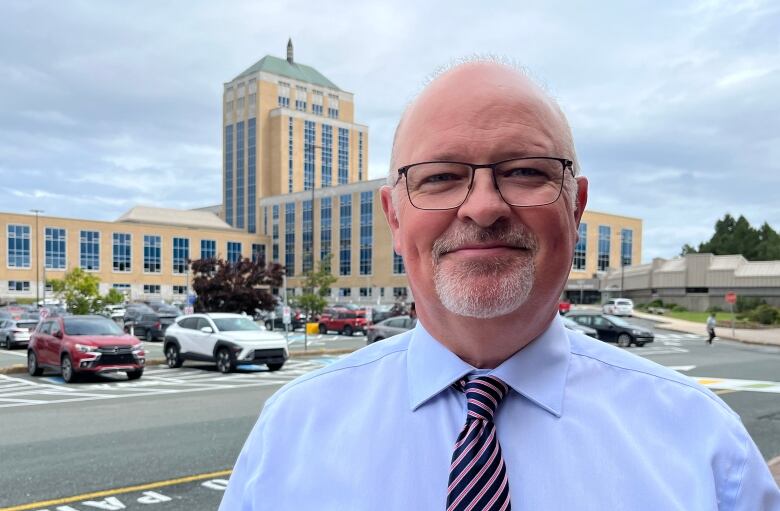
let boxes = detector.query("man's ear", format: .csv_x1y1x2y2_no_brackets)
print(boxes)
380,185,402,254
573,176,588,227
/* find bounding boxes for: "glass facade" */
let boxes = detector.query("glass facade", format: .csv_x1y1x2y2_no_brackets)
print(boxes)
285,203,295,273
7,224,31,268
272,204,280,262
113,233,131,272
252,243,266,264
302,199,313,273
359,191,372,275
358,132,364,181
143,235,161,273
320,197,332,268
288,118,294,193
338,127,349,184
45,227,66,270
80,230,100,271
621,229,633,266
573,223,587,270
304,120,315,190
235,120,245,229
321,124,332,187
224,124,234,225
393,250,405,275
248,117,257,233
200,239,216,260
339,194,351,275
227,241,242,263
172,237,189,274
598,225,611,271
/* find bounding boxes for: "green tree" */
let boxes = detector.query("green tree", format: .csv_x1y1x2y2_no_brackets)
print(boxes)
297,257,338,320
190,257,284,314
48,268,122,314
682,213,780,261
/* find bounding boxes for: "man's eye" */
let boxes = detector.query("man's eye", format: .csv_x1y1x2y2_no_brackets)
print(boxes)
504,167,545,178
422,173,463,183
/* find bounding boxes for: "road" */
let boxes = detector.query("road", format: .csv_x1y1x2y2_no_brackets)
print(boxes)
0,329,778,510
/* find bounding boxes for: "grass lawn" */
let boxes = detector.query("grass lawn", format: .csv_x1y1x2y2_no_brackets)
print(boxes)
665,311,735,323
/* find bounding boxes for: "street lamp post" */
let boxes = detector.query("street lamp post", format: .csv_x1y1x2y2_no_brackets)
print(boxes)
30,209,43,307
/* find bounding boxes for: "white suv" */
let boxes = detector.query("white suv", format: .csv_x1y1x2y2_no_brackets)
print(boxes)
163,313,288,373
602,298,634,317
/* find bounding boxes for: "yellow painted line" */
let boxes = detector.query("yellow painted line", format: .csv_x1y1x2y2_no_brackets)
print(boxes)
714,389,740,395
0,469,232,511
696,379,723,385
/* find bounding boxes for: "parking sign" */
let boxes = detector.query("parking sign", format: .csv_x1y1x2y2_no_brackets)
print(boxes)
282,306,291,325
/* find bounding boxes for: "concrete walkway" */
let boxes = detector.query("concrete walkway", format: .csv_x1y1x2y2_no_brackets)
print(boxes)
631,311,780,347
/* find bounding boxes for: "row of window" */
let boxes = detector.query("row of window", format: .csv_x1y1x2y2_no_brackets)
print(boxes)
278,82,339,118
5,281,190,296
224,118,258,230
572,224,633,272
3,226,246,273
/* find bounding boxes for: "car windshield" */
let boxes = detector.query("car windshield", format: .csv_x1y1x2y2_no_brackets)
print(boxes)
213,318,261,332
615,300,632,306
64,318,124,336
156,306,181,316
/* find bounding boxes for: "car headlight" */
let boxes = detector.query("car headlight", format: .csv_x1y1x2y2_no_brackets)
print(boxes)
632,330,642,335
74,343,100,353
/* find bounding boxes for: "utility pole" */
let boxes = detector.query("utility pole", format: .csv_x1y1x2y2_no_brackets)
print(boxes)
30,209,43,306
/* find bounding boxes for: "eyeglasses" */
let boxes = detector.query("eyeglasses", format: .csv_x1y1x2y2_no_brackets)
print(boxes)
396,157,574,210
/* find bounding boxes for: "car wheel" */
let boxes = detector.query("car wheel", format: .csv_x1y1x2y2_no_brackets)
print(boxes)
319,323,327,334
61,354,79,383
126,369,143,380
145,329,153,343
342,325,353,336
216,348,235,374
4,337,13,350
267,362,284,372
617,333,632,348
27,350,43,376
165,344,183,368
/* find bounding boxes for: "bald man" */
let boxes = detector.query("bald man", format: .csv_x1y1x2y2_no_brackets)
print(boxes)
220,61,779,510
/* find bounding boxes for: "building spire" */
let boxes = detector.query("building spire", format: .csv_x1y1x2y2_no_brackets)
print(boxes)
287,38,294,64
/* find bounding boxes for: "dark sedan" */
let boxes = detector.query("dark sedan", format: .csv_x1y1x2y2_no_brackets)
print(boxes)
566,312,654,347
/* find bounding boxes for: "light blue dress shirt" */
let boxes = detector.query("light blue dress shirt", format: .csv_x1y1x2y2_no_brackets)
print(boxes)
220,315,780,510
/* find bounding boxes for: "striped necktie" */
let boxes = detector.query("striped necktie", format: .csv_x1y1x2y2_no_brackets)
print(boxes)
447,375,511,511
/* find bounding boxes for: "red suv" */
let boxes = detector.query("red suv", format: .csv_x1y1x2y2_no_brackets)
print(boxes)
28,315,145,383
318,308,367,336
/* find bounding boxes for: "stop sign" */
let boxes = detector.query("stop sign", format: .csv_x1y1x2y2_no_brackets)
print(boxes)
725,292,737,304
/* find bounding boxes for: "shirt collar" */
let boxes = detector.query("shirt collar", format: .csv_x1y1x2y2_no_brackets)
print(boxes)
407,314,570,417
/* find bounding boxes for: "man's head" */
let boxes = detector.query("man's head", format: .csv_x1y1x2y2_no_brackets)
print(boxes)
381,60,588,324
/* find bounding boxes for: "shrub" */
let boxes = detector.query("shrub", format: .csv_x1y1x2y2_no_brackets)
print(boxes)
748,304,779,325
670,304,688,312
648,299,664,308
736,296,766,313
706,305,723,313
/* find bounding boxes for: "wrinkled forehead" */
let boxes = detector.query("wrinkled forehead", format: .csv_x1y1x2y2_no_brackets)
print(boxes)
395,63,567,164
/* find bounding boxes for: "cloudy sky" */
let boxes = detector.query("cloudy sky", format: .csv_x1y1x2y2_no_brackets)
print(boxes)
1,0,778,261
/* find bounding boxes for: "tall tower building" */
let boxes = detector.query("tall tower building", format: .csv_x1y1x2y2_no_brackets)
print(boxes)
222,41,369,234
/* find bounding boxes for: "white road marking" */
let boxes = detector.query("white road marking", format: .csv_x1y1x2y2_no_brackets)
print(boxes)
0,350,27,357
668,365,697,372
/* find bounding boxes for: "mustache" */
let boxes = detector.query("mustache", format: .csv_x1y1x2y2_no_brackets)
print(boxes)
431,220,539,263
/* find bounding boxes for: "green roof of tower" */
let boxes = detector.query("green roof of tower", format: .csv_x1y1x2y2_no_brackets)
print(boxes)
232,55,341,91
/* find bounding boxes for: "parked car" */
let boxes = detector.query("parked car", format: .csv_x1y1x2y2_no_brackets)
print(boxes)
319,308,368,336
366,315,416,344
0,318,39,349
367,304,397,324
560,316,599,339
164,313,288,373
602,298,634,317
28,315,145,382
264,305,306,331
124,303,176,341
566,312,654,347
558,299,571,315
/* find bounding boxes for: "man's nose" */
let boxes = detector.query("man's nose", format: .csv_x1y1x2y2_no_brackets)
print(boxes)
456,168,512,226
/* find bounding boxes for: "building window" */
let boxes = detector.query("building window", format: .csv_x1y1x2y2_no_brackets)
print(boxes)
80,230,100,271
172,237,189,274
144,235,162,273
236,120,245,229
225,100,233,112
248,117,257,233
312,90,323,115
225,124,234,225
278,81,290,107
598,225,611,271
573,223,587,270
321,124,332,187
272,204,280,262
143,284,161,295
393,287,408,298
339,194,352,276
320,197,332,268
358,132,364,181
113,233,131,272
338,128,349,184
264,206,268,236
173,285,188,295
328,94,339,119
359,287,372,298
303,200,313,273
285,203,295,273
393,250,405,275
304,120,315,190
227,242,242,263
236,97,244,109
112,283,130,294
621,228,633,267
360,191,372,275
288,117,294,194
200,239,216,260
339,287,351,297
8,281,30,292
252,243,266,264
44,227,66,270
295,85,307,111
248,92,256,105
7,224,31,268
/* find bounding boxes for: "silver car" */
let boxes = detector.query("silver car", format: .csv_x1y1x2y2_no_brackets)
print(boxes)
0,318,39,349
366,315,416,344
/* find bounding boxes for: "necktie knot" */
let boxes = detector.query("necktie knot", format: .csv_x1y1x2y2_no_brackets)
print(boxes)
463,375,510,422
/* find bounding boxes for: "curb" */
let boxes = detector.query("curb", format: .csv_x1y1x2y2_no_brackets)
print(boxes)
632,313,779,348
0,347,360,376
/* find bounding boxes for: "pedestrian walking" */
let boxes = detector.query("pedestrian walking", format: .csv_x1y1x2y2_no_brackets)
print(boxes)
707,312,717,344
